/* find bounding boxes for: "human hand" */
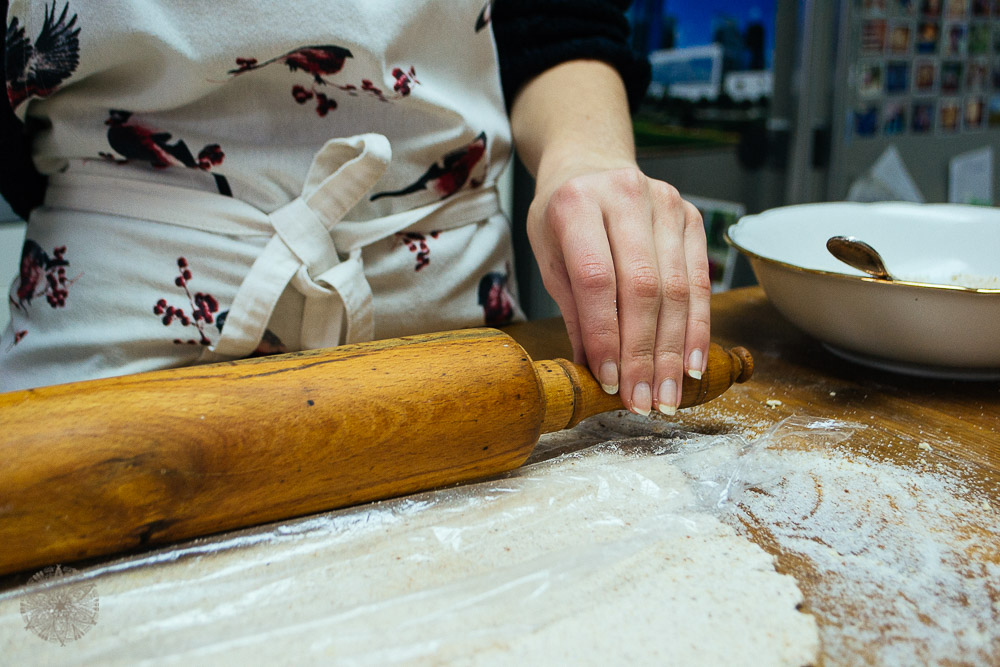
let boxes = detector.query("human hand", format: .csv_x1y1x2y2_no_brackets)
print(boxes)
526,162,711,417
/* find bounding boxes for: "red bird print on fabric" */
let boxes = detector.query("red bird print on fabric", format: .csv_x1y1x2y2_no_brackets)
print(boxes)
478,266,515,327
101,110,232,196
476,0,494,32
5,1,80,110
229,45,353,84
228,46,418,116
11,239,73,312
370,132,488,202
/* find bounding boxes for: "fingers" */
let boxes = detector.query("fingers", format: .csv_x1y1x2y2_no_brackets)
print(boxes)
529,168,711,419
603,170,661,416
536,254,586,366
680,200,712,381
647,192,710,416
646,183,689,416
536,182,622,392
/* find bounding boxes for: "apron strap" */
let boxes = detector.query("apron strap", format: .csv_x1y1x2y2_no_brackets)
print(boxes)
44,133,504,360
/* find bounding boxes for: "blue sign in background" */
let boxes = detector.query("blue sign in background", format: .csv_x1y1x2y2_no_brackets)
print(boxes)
629,0,778,67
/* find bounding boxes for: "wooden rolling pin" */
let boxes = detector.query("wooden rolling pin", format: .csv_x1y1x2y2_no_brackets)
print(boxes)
0,328,752,576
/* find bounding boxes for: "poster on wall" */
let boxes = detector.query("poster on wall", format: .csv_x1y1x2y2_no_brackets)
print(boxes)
848,0,1000,138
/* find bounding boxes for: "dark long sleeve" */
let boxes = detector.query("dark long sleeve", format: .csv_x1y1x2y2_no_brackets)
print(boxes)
1,0,47,220
492,0,651,113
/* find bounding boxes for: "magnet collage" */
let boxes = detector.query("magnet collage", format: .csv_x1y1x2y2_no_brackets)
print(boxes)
853,0,1000,137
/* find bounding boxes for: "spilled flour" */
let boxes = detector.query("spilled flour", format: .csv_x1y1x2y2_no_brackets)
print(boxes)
659,415,1000,665
1,414,995,665
0,425,818,666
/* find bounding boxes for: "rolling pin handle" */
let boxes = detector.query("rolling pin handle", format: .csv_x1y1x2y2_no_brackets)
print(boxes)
731,346,754,384
535,343,755,434
534,359,621,433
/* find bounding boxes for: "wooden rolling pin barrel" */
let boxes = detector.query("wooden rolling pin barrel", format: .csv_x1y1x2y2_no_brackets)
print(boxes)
0,328,753,576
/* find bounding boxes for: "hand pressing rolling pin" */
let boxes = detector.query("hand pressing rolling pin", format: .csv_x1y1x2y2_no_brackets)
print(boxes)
512,59,712,418
0,328,752,576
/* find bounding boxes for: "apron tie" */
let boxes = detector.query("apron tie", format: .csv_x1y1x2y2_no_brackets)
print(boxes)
44,133,504,361
211,133,392,357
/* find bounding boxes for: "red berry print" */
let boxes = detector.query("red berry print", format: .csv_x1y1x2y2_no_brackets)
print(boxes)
358,67,420,103
155,257,220,346
396,231,440,271
292,85,314,103
7,241,80,353
315,93,338,116
391,66,418,97
197,144,225,169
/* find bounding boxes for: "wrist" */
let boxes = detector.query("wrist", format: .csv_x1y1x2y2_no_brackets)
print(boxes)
533,148,638,201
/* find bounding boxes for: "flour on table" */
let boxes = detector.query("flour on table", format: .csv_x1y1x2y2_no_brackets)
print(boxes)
0,424,818,666
664,414,1000,665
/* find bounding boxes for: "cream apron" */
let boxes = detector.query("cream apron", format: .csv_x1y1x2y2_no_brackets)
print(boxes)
2,0,522,391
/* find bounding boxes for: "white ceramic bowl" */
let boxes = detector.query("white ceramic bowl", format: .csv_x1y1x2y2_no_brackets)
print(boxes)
726,202,1000,379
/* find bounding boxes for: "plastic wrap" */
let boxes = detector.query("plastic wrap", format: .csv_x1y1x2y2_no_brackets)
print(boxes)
0,414,818,666
667,415,866,511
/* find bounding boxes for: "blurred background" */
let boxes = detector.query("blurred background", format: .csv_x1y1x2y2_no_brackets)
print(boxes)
513,0,1000,318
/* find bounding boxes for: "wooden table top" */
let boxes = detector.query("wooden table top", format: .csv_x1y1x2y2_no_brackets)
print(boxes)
508,286,1000,664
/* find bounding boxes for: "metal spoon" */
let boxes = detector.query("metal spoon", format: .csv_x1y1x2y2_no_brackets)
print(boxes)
826,236,894,281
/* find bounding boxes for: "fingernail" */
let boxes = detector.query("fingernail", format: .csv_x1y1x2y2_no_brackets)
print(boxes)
658,378,678,416
631,382,651,417
599,360,619,394
687,349,704,380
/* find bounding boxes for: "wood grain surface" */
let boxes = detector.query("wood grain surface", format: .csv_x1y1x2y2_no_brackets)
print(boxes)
698,288,1000,482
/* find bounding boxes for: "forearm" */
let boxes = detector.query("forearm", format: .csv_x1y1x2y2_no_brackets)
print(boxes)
509,59,637,188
